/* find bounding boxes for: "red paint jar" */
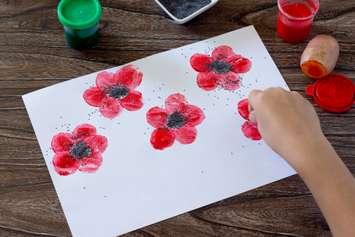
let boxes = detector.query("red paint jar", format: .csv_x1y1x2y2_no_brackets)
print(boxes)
277,0,319,43
306,74,355,113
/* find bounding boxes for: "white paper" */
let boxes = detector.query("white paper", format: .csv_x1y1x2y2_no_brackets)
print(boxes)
23,26,295,237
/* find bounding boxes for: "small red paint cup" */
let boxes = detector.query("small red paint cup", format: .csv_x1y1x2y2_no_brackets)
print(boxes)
277,0,319,43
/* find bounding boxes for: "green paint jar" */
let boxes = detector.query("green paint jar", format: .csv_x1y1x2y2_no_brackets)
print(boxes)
57,0,102,49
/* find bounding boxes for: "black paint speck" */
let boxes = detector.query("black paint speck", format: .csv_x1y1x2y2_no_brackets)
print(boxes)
210,60,231,74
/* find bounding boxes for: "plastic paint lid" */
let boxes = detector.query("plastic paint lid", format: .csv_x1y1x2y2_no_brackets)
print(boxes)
306,74,355,113
57,0,102,30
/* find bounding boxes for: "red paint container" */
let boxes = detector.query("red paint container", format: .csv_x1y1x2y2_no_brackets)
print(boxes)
277,0,319,43
306,74,355,113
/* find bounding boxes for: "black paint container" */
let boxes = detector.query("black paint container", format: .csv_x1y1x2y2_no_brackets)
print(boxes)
155,0,218,24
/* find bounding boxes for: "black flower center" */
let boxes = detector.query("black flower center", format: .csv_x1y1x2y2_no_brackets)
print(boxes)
210,60,231,74
69,141,92,159
108,86,129,99
167,112,186,129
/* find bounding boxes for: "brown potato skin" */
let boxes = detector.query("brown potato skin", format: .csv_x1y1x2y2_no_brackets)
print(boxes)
300,35,339,78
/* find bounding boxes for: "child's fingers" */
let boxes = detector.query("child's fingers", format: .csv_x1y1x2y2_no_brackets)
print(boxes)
249,110,257,123
248,89,263,111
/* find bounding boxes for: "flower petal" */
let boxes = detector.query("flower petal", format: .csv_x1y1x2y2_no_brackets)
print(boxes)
237,99,250,120
241,121,262,140
150,128,175,150
218,72,240,91
84,135,108,153
73,124,97,140
83,87,106,107
174,127,197,144
114,65,143,89
165,93,187,113
120,91,143,111
146,107,168,128
78,153,103,173
181,105,205,127
53,152,79,176
96,71,115,89
190,54,212,72
51,133,73,153
212,45,234,61
230,57,252,73
99,97,122,119
197,72,219,91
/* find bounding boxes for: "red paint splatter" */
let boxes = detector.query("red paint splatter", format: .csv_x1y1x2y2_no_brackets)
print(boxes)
146,93,205,150
237,99,261,141
190,45,252,91
51,124,108,176
83,65,143,119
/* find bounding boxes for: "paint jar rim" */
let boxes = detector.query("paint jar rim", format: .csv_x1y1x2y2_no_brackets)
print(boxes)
277,0,320,21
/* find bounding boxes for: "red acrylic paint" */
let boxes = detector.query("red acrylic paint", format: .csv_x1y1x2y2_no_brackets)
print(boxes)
146,93,205,150
51,124,108,176
83,65,144,119
306,74,355,113
241,121,262,141
237,99,262,141
190,45,252,91
277,0,319,43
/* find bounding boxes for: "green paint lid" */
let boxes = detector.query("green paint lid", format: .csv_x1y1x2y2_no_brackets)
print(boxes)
57,0,102,30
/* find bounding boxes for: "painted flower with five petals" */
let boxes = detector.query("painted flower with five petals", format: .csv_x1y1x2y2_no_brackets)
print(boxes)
190,45,252,91
146,93,205,150
83,65,143,119
51,124,108,176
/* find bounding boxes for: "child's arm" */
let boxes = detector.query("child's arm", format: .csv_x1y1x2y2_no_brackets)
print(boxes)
248,88,355,237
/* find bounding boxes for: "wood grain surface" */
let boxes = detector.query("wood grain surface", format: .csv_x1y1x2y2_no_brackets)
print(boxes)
0,0,354,236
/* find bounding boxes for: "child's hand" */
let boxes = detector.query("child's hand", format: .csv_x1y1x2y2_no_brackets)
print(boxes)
248,87,325,170
249,87,355,237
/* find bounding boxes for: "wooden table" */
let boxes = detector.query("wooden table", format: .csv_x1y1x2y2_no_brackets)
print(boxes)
1,0,354,236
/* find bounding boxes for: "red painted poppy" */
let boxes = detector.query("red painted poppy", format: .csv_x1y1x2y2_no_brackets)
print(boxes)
146,93,205,150
83,65,143,119
190,45,252,91
237,99,261,141
51,124,108,176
